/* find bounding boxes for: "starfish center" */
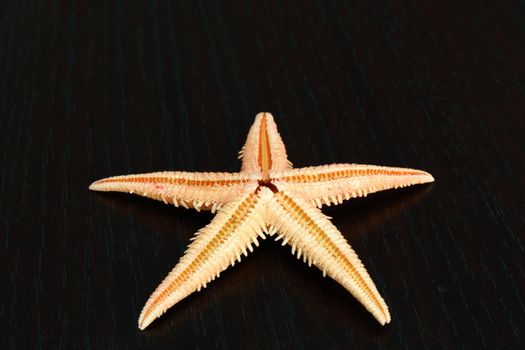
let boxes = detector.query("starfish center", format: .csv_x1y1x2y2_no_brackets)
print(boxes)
257,180,278,193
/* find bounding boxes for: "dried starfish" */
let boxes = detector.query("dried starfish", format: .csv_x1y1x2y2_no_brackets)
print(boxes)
89,113,434,330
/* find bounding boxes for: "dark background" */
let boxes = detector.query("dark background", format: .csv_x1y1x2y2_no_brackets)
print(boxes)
1,1,524,349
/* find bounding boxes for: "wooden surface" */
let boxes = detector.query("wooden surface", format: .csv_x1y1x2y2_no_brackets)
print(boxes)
1,1,524,349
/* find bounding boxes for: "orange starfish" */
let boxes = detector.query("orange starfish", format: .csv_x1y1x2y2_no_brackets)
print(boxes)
89,113,434,330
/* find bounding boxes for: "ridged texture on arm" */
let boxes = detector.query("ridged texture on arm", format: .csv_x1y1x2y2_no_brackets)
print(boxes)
138,188,274,330
266,191,391,325
239,112,292,176
272,163,434,207
89,171,258,212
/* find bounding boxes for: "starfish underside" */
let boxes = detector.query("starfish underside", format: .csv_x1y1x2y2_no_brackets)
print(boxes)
90,113,434,330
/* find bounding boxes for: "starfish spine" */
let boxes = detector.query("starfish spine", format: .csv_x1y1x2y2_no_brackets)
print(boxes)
138,188,273,330
240,112,291,175
272,164,434,207
268,191,391,325
89,171,257,212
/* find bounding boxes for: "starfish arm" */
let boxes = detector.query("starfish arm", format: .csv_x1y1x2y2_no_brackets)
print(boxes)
138,188,274,330
89,171,258,212
239,112,292,178
272,163,434,207
266,191,391,325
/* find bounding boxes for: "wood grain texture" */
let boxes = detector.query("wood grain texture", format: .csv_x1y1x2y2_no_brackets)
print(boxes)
1,0,524,348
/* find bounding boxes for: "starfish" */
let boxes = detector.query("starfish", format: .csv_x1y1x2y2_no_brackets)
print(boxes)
89,113,434,330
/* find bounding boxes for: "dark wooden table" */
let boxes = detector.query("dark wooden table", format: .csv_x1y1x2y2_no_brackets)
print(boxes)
1,1,524,349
